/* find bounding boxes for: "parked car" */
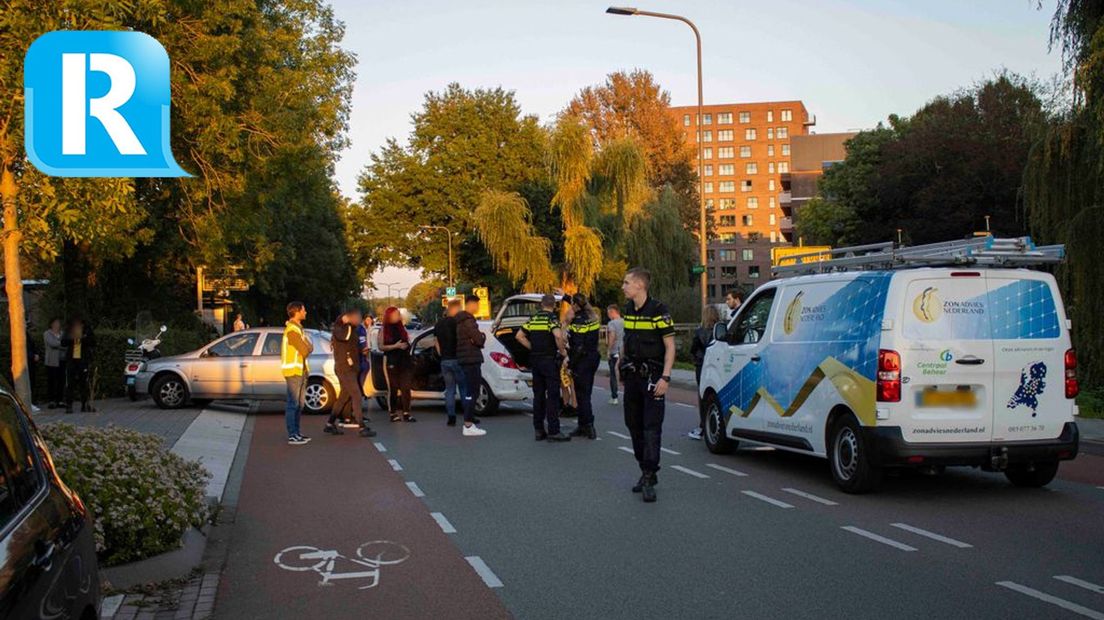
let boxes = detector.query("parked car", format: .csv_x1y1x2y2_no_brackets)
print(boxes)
135,327,341,415
367,294,540,415
0,381,101,619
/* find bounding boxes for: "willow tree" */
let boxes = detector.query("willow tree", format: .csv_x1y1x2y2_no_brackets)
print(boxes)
1023,0,1104,388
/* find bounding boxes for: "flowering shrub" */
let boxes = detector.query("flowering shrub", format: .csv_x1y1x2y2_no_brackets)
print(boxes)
41,423,211,566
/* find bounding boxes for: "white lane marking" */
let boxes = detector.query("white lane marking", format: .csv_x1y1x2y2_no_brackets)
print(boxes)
388,459,403,472
1054,575,1104,595
674,403,696,409
405,482,425,498
841,526,917,551
607,431,631,440
617,446,635,455
660,447,682,456
891,523,972,548
525,412,534,417
781,488,839,506
373,442,387,453
670,465,710,479
997,582,1104,619
466,556,504,588
430,512,456,534
741,491,794,509
706,463,749,477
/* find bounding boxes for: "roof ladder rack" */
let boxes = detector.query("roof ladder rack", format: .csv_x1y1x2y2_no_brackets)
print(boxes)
772,235,1065,278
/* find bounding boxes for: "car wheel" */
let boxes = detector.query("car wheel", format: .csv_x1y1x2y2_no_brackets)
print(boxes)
303,379,334,415
828,415,883,494
151,374,188,410
473,380,499,415
703,393,734,454
1004,461,1059,488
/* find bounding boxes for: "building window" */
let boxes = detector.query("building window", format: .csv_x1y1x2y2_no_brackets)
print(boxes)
769,213,776,225
769,196,776,209
703,147,712,159
703,130,712,142
740,146,752,158
719,233,737,243
705,198,714,210
683,114,690,126
719,181,735,192
746,163,758,174
739,111,751,124
781,109,793,122
718,249,738,261
741,180,752,192
767,144,775,157
742,249,754,261
767,128,774,140
719,164,735,175
704,182,713,193
704,164,713,176
703,113,712,125
767,110,774,122
779,162,790,173
717,129,734,141
707,250,716,261
770,231,777,243
721,265,739,277
747,197,759,209
719,198,737,209
718,147,734,158
782,144,791,156
707,284,716,298
778,127,789,139
742,214,754,226
718,112,732,124
768,179,776,191
719,215,736,227
744,128,757,140
768,162,776,174
749,265,761,279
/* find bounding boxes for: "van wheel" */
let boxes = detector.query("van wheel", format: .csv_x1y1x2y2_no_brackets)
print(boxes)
303,379,334,415
703,394,734,454
828,416,883,494
1004,461,1059,488
473,381,499,415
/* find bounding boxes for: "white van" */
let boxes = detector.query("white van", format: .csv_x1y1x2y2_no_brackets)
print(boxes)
699,237,1080,493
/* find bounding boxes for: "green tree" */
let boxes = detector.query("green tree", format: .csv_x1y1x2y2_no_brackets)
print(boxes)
625,187,695,299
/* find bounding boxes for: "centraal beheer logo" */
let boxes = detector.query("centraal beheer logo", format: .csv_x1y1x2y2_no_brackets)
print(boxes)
23,31,189,177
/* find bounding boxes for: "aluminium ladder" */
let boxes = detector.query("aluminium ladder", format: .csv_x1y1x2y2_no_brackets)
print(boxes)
772,236,1065,278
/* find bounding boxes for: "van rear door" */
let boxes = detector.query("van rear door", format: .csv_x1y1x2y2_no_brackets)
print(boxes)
986,272,1070,443
899,272,994,443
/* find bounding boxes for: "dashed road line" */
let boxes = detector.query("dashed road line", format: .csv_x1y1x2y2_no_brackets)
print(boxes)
670,465,710,479
660,447,682,456
841,526,917,551
388,459,403,471
674,403,696,409
373,442,387,453
706,463,749,477
741,491,794,509
406,481,425,498
466,556,504,588
1054,575,1104,595
430,512,456,534
617,446,635,455
891,523,972,548
996,581,1104,619
781,488,838,506
607,431,631,440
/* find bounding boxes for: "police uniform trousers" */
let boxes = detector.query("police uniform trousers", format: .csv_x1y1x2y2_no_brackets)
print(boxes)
622,364,665,473
531,355,562,435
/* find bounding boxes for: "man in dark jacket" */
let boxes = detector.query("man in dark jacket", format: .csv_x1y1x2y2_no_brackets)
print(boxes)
435,299,465,426
454,295,487,437
326,310,376,438
62,317,95,413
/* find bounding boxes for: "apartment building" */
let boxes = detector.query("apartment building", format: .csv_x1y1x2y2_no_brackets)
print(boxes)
779,132,857,244
669,100,812,299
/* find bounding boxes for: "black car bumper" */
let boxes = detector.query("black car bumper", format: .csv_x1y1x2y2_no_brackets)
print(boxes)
864,422,1079,469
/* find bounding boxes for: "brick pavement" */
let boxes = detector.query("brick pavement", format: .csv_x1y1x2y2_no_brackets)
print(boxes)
33,397,201,446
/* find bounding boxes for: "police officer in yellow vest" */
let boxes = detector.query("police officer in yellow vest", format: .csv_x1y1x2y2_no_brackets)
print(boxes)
516,294,571,442
567,293,600,439
620,268,676,503
282,301,314,445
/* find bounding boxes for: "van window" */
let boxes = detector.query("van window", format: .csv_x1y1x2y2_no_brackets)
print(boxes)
728,289,776,344
903,277,1059,340
775,279,889,343
0,396,43,530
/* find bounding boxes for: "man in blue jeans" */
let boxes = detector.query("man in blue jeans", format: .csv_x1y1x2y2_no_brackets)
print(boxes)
435,298,466,426
282,301,313,445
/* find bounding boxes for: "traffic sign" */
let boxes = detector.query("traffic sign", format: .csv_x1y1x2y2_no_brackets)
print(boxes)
473,287,491,319
691,265,705,275
446,287,457,296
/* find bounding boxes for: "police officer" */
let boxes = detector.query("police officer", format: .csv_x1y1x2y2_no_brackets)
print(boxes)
567,293,600,439
619,267,676,503
516,294,571,442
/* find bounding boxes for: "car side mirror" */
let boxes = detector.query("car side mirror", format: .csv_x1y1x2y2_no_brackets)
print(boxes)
127,338,135,345
160,325,167,333
712,323,727,342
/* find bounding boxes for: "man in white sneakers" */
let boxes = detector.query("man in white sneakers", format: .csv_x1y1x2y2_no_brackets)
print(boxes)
455,295,487,437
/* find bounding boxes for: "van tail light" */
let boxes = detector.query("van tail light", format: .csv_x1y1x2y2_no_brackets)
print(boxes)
877,349,902,402
490,352,518,370
1065,348,1079,399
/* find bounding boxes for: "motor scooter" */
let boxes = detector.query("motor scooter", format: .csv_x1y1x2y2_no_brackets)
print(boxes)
125,325,166,401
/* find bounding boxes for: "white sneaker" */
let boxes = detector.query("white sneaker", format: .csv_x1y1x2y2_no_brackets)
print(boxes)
462,424,487,437
687,428,703,441
31,404,41,413
608,397,619,405
288,436,309,445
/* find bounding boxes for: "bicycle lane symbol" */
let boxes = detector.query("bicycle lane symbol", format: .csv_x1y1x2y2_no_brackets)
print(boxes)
274,541,411,590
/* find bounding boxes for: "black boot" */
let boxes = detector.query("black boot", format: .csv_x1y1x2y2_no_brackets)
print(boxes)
535,430,548,441
568,425,587,437
631,472,658,493
546,432,572,442
642,476,657,503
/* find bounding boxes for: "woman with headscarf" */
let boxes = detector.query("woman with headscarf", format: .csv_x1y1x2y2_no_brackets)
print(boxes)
379,307,416,423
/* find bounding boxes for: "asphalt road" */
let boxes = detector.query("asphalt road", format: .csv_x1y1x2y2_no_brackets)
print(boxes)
217,381,1104,619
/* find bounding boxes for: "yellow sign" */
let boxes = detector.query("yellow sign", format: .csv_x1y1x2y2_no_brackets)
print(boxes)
771,246,832,267
474,286,491,319
441,294,463,308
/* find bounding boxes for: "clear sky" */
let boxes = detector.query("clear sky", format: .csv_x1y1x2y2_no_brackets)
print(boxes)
329,0,1064,295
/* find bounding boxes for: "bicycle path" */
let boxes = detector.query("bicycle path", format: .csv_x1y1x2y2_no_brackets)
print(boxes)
215,413,511,619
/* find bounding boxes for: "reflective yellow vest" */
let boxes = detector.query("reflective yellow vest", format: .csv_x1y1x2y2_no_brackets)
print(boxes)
281,321,309,377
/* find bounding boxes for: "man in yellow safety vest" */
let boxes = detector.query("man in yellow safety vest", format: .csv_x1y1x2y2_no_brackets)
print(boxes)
282,301,314,445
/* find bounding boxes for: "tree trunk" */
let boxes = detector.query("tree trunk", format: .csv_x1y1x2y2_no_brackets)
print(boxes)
1,166,31,407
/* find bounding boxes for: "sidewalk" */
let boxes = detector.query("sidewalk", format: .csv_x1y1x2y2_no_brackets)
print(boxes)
1076,415,1104,443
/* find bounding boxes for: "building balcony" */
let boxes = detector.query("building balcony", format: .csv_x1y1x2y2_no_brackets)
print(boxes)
779,191,792,206
779,217,794,232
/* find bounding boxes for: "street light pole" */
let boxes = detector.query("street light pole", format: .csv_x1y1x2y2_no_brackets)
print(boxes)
420,225,454,287
607,6,708,310
378,281,399,300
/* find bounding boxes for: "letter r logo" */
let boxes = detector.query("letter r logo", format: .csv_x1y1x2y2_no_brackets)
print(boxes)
24,31,189,177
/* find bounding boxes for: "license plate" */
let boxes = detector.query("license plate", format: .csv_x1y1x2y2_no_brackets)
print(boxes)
126,376,136,385
917,389,976,408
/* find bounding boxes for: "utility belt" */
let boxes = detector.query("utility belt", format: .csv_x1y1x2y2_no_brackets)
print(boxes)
619,358,663,379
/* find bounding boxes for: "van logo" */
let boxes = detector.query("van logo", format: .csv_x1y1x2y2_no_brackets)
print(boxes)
939,349,953,362
782,291,804,335
1007,361,1047,417
912,287,942,323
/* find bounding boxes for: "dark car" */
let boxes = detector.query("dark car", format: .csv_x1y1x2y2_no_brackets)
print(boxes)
0,383,101,619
